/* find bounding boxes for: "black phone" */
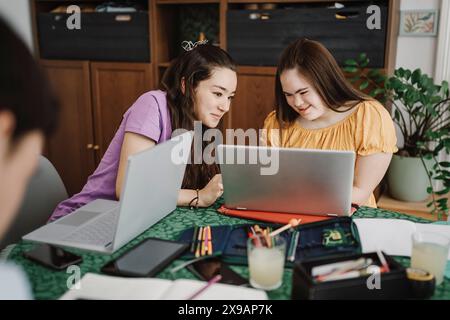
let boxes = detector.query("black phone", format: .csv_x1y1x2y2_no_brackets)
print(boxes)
101,238,188,277
187,257,248,286
23,244,82,270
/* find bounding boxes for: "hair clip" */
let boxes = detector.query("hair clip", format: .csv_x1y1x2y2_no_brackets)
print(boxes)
181,39,209,52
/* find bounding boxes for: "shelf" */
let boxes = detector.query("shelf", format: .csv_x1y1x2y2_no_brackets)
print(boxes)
156,0,219,4
237,66,277,76
158,62,172,67
228,0,340,3
377,193,447,221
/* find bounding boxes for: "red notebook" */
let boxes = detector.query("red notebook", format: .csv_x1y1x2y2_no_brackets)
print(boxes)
217,205,357,225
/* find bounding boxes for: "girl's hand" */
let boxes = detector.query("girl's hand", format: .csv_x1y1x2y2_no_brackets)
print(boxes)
198,174,223,207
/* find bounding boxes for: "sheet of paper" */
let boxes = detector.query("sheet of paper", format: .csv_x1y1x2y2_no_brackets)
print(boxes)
162,279,268,300
60,273,172,300
60,273,268,300
354,219,416,256
354,219,450,259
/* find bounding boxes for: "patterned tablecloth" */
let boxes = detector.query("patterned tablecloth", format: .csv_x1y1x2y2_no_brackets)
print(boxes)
5,199,450,300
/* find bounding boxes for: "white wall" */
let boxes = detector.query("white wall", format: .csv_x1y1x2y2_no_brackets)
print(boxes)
395,0,441,77
0,0,33,51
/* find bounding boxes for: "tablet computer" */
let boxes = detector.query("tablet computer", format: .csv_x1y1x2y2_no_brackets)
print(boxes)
101,238,188,277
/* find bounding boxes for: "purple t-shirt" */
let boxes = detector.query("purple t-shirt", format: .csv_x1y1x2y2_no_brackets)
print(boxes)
50,90,172,221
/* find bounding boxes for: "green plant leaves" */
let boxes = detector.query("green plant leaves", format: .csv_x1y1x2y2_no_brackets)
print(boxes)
359,81,369,91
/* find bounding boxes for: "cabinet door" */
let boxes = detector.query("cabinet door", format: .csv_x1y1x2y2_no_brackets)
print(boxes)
90,62,153,160
224,67,276,137
41,60,96,196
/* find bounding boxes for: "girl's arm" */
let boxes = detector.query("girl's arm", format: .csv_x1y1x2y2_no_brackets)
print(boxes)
116,132,156,199
178,174,224,207
352,152,393,205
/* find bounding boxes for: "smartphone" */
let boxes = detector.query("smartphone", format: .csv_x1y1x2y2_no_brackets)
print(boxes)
187,257,248,286
101,238,188,277
23,244,82,270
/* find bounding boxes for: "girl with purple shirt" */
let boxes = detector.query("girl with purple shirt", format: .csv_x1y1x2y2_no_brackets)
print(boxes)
50,44,237,221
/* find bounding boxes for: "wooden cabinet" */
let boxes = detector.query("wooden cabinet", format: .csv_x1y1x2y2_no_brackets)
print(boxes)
90,62,153,159
41,60,96,196
224,66,276,131
42,60,153,195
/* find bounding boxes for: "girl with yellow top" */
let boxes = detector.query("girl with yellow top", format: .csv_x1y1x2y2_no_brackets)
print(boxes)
262,38,398,208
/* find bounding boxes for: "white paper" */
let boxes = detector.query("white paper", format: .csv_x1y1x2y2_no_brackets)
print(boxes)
60,274,172,300
60,273,268,300
162,279,267,300
354,219,450,259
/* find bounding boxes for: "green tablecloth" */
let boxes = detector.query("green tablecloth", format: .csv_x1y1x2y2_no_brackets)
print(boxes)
5,199,450,300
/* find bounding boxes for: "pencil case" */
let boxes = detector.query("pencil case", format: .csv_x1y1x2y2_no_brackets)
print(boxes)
291,251,413,299
177,217,361,267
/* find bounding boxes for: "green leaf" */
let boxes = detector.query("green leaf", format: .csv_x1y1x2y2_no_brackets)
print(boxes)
360,59,369,68
439,161,450,167
359,81,369,91
368,69,380,78
427,187,433,194
436,188,450,195
358,53,367,62
343,66,358,74
344,59,358,67
412,69,422,84
405,69,412,80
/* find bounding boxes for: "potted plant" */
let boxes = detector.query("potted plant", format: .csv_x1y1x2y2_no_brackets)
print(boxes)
344,54,450,220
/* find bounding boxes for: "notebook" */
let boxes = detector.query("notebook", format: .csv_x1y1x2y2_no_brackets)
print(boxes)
60,273,268,300
354,219,450,259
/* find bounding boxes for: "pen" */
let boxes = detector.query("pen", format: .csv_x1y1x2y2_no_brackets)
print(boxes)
190,226,199,253
207,226,212,255
186,274,222,300
288,231,300,262
201,226,207,256
195,226,203,258
376,249,390,272
204,225,209,255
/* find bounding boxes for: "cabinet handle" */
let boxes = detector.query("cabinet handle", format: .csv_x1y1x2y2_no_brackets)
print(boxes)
93,145,100,150
86,144,93,149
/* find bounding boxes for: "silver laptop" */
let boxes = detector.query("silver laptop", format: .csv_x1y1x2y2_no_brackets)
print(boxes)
23,131,193,254
217,145,355,217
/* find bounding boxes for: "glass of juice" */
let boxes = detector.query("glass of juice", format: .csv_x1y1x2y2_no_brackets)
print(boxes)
411,231,450,286
247,234,286,290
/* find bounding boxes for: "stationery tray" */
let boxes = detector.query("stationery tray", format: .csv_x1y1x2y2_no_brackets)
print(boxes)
177,217,361,267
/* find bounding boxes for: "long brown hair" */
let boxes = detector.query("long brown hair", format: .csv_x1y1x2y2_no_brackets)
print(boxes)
160,44,236,190
275,38,368,132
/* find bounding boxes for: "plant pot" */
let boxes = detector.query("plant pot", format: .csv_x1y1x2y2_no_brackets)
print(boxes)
387,155,433,202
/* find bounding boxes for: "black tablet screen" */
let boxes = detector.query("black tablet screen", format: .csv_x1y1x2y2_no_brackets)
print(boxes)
101,238,188,277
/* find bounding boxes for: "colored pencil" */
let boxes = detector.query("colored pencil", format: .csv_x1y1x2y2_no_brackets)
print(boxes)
186,275,222,300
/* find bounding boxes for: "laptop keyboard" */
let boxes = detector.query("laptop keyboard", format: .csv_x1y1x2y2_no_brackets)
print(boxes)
63,210,118,247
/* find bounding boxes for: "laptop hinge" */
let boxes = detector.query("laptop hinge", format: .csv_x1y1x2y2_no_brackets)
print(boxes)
327,213,338,217
235,207,247,210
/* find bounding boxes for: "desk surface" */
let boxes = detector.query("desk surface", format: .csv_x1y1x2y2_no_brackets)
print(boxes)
5,199,450,300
